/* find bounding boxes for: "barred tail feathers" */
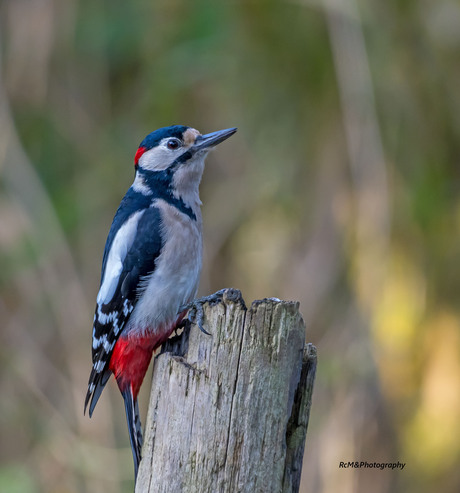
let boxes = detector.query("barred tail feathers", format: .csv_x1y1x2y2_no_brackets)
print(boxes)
84,367,112,417
122,387,143,480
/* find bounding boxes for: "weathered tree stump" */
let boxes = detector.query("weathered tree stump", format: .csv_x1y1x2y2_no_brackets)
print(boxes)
136,289,316,493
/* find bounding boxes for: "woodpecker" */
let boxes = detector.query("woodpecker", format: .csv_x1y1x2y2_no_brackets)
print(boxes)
84,125,237,480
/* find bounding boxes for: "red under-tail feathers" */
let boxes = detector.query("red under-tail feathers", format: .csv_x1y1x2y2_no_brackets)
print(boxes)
108,322,179,480
109,313,186,397
109,334,159,398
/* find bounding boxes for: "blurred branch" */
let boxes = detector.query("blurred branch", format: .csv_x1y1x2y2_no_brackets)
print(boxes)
0,47,89,412
0,34,122,491
322,0,390,310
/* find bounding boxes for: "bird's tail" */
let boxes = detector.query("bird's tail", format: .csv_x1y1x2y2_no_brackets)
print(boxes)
121,387,143,480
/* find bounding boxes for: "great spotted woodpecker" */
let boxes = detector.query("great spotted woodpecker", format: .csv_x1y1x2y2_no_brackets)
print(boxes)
84,125,237,480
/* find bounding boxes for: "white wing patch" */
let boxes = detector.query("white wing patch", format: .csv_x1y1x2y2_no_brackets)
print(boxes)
123,298,132,317
97,210,144,304
92,332,115,352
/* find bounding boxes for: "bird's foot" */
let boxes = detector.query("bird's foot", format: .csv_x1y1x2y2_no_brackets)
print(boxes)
179,289,227,336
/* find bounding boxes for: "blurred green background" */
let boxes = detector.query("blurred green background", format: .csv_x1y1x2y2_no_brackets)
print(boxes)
1,0,459,492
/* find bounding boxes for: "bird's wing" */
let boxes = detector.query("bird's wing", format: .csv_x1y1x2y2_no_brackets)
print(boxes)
85,202,163,415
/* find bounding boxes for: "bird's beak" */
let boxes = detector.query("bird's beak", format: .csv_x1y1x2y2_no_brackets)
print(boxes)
193,127,237,151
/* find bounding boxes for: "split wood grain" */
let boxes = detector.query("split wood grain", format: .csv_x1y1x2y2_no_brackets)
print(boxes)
136,289,316,493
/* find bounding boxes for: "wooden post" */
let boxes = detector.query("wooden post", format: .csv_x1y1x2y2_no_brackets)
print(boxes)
136,289,316,493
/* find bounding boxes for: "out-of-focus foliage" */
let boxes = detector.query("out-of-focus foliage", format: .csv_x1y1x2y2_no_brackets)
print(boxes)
1,0,459,492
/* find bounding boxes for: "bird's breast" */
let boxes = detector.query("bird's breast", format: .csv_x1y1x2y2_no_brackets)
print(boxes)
126,199,202,336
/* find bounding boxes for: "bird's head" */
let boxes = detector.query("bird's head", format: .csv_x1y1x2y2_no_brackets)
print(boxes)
134,125,236,193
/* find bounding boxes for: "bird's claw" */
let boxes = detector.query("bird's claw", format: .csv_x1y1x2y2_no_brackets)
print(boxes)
179,289,226,336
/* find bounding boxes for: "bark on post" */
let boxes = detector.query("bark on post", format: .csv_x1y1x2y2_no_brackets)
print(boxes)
136,289,317,493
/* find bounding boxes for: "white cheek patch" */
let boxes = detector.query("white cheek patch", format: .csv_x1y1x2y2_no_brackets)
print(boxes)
137,131,200,171
97,210,144,304
138,147,173,171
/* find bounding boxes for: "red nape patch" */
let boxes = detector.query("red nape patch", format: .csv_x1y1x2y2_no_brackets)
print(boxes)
134,146,147,166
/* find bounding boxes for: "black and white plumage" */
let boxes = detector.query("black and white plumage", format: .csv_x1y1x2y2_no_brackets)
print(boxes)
84,125,237,480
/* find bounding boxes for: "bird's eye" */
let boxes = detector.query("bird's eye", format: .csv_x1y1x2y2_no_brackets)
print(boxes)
167,139,180,150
